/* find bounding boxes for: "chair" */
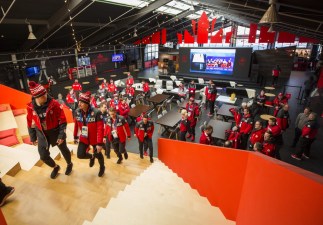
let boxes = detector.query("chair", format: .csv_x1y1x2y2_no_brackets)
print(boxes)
180,98,185,102
131,104,136,108
155,79,163,88
166,95,175,111
175,81,181,87
168,126,179,140
149,78,156,83
151,92,157,97
166,80,174,91
170,75,177,81
157,114,164,134
198,78,204,84
156,89,164,94
162,109,168,115
147,109,155,117
176,100,181,106
156,100,166,114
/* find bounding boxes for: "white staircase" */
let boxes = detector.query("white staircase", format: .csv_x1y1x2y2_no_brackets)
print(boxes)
85,161,235,225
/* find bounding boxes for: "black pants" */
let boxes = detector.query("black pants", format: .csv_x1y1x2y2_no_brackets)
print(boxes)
240,133,249,150
37,131,71,168
209,100,215,115
77,142,104,167
139,137,153,158
103,139,111,157
0,178,7,195
189,125,196,136
179,131,187,141
272,76,278,86
111,140,127,159
291,128,302,147
295,137,315,157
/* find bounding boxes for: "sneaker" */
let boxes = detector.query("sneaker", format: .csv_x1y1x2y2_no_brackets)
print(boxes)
65,163,73,175
144,151,148,156
50,165,61,179
0,186,15,207
291,154,301,161
302,154,310,159
150,157,154,163
140,154,144,159
98,166,105,177
124,152,128,160
186,133,192,138
117,158,123,164
89,156,95,167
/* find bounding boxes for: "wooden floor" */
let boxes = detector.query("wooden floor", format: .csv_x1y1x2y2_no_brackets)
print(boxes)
1,149,152,225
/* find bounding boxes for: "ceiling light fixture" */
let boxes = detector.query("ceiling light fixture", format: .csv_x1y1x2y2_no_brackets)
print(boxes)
25,19,36,40
259,0,279,24
133,28,138,37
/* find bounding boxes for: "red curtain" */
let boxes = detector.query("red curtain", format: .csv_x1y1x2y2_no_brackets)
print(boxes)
299,36,319,43
161,29,167,44
197,11,209,44
177,33,183,44
192,20,197,35
211,18,217,33
259,26,275,43
184,30,194,43
248,23,257,43
277,31,295,43
210,28,223,43
151,31,160,44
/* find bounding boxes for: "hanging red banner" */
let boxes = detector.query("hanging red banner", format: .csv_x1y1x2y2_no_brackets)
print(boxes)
152,31,161,44
141,36,151,45
299,36,319,43
184,30,194,43
197,11,209,44
259,26,275,43
133,40,141,45
177,33,183,44
192,20,197,35
211,18,217,33
161,29,167,44
277,31,295,43
225,31,232,43
248,23,257,43
210,28,223,43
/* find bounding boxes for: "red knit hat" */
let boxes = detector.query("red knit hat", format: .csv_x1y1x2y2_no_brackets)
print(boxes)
29,81,47,98
79,91,91,104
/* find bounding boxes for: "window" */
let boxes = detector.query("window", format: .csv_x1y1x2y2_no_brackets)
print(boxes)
144,44,159,61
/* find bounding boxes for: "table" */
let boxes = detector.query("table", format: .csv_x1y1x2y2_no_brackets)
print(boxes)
155,110,182,136
264,86,275,91
217,104,237,118
97,77,105,80
179,99,202,108
260,114,275,121
64,86,72,89
207,119,232,140
110,74,117,77
265,93,276,97
82,81,90,84
128,105,152,124
147,94,170,109
216,95,237,105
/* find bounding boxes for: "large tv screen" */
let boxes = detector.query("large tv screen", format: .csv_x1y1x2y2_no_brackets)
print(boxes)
190,49,236,75
112,54,124,62
25,66,40,77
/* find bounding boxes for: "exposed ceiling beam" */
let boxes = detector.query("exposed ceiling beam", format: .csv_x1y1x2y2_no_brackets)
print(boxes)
82,0,173,46
21,0,88,50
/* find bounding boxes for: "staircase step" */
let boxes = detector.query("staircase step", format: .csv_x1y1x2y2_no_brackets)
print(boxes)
0,155,21,177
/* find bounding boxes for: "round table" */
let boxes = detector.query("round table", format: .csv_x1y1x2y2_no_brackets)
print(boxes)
237,84,244,87
110,74,117,78
134,69,139,72
265,93,276,97
82,81,90,84
260,114,275,121
97,77,104,80
64,86,72,90
123,71,130,74
264,86,275,90
264,104,273,108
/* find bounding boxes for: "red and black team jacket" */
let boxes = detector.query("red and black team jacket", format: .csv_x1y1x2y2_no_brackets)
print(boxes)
249,128,266,148
179,119,190,132
226,130,241,149
272,68,281,77
90,97,98,108
66,93,77,104
262,141,276,157
27,97,67,142
199,131,212,145
229,108,242,125
143,82,150,93
109,99,119,110
104,115,131,143
301,120,318,139
185,103,200,127
126,77,134,86
256,94,266,104
72,82,82,91
125,86,135,97
273,96,288,116
100,82,108,90
267,124,282,137
74,107,104,146
276,109,290,131
205,84,217,101
188,83,196,96
239,114,253,135
135,121,154,142
118,102,130,118
108,83,117,94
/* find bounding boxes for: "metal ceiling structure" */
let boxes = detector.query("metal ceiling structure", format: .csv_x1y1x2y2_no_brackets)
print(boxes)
0,0,322,53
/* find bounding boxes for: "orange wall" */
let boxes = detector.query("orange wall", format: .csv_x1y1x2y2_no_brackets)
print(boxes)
0,84,73,123
0,209,7,225
158,138,323,224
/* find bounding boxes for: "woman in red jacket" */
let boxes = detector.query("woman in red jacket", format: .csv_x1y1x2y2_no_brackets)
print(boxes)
185,97,200,141
126,73,134,86
118,98,130,119
179,109,190,141
199,125,213,145
74,91,105,177
205,80,217,116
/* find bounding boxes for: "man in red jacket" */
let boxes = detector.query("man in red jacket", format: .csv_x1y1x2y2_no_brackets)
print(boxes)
125,84,135,105
267,117,282,159
27,81,73,179
66,89,78,111
226,126,241,149
108,79,117,98
104,108,131,164
272,65,281,86
292,112,319,160
74,91,105,177
118,98,130,119
109,94,119,110
126,73,134,86
273,93,288,116
134,114,154,163
72,79,82,97
248,121,265,150
276,104,290,131
205,80,217,116
238,108,253,149
187,80,196,98
100,79,108,90
261,131,276,157
199,125,213,145
185,97,200,141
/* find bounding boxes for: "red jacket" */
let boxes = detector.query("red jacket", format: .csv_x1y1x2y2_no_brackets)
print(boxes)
229,108,242,125
118,102,130,118
100,82,108,90
143,82,150,93
126,87,135,97
226,130,241,149
199,131,212,145
126,77,134,86
272,69,281,77
249,128,265,147
109,99,119,110
66,93,77,104
108,83,117,93
90,97,98,108
205,84,217,101
239,114,253,134
188,83,196,96
301,120,318,139
267,124,282,137
262,141,276,157
72,82,82,91
74,107,104,146
273,96,288,116
135,121,154,142
104,115,131,143
276,109,290,131
185,103,199,127
27,97,67,142
179,119,190,132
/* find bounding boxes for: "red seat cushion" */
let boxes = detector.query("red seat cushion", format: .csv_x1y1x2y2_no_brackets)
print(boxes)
0,128,16,139
0,135,19,146
0,105,9,112
23,136,33,145
13,109,26,116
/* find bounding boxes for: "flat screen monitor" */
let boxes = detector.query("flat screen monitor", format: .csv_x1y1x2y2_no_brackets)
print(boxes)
78,56,91,66
25,66,40,77
190,49,236,75
112,54,124,62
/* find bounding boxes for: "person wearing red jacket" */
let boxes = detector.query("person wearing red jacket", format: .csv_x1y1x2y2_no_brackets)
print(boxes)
74,91,105,177
276,104,290,131
179,110,190,141
267,117,282,159
90,94,98,108
261,131,276,157
100,79,108,90
126,73,134,86
272,64,281,86
99,102,111,159
248,121,265,150
118,98,130,119
27,81,73,179
229,107,242,126
238,108,253,149
72,79,82,98
109,94,119,110
199,125,213,145
187,80,196,98
205,80,217,116
255,90,267,114
273,93,288,116
125,84,135,101
66,89,78,111
226,127,241,149
178,83,186,98
134,114,154,163
185,97,200,141
292,112,319,160
104,108,131,164
108,79,117,97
